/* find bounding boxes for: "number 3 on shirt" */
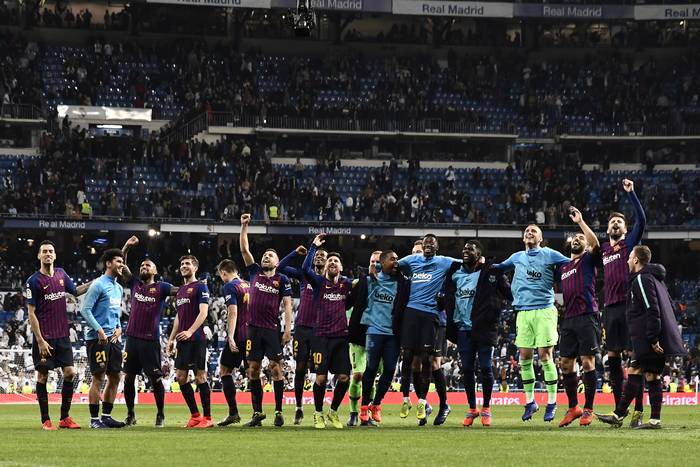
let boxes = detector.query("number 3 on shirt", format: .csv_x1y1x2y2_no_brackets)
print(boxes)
95,351,107,364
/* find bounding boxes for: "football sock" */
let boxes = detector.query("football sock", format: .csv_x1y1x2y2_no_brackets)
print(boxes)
89,403,100,420
583,370,597,410
294,371,305,409
615,374,642,417
273,380,284,412
153,379,165,417
520,359,535,403
432,369,448,410
221,375,238,415
348,378,361,413
60,380,74,420
313,382,325,412
563,372,579,408
634,378,645,412
102,401,113,416
463,370,477,409
481,366,494,408
197,382,211,417
400,353,412,398
124,374,136,416
648,379,662,420
361,371,375,407
249,379,263,413
412,369,424,400
542,360,558,404
180,382,200,415
608,356,623,406
331,380,350,411
36,382,50,423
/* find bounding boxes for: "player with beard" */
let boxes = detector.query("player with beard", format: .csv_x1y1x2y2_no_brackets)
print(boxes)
600,179,646,427
557,208,601,427
398,234,461,425
277,245,328,425
303,234,355,429
239,214,293,427
120,236,178,428
166,255,212,428
399,240,423,418
25,240,93,430
494,225,570,422
215,259,250,427
443,240,511,427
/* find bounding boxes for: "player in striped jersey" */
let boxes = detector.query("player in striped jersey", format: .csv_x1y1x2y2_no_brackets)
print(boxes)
166,255,212,428
216,259,250,427
600,179,646,427
557,207,600,427
119,236,178,428
278,245,328,424
240,214,293,427
303,234,355,429
25,240,93,430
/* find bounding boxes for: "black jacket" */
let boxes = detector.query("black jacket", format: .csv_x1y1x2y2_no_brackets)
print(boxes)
443,260,512,347
348,269,410,346
627,263,687,360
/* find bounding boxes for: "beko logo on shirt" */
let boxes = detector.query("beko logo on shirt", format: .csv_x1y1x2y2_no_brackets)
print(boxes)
44,291,66,301
176,298,191,307
134,292,157,303
456,288,476,299
561,268,577,280
603,253,621,266
526,270,542,279
412,272,433,283
372,290,395,303
255,282,280,294
323,293,346,302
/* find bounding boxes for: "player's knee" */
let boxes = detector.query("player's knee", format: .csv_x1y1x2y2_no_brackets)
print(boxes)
431,359,441,371
352,372,363,382
581,358,595,372
36,371,49,384
220,366,232,377
315,374,327,386
124,373,136,385
645,373,660,382
195,373,206,384
337,374,350,384
62,367,75,382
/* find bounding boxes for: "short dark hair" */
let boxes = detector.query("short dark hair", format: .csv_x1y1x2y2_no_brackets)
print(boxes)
264,248,278,256
327,252,343,263
633,245,652,265
524,223,542,233
39,240,55,248
464,239,484,253
379,250,396,262
608,212,627,224
423,233,438,242
315,247,328,255
217,259,238,274
179,255,199,267
101,248,124,264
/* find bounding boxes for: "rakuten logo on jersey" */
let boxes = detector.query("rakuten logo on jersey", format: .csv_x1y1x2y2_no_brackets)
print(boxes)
412,272,432,283
561,268,577,281
255,282,279,295
176,297,191,307
134,292,157,303
44,291,66,301
603,253,621,266
323,293,346,302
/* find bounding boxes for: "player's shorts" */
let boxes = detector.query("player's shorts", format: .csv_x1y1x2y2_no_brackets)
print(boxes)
246,325,283,363
32,337,74,371
293,325,315,366
123,336,163,378
349,343,366,374
174,340,207,372
515,306,558,349
602,303,630,353
401,307,438,354
431,326,447,358
219,343,245,370
313,336,352,376
629,352,665,375
87,339,123,375
558,313,602,358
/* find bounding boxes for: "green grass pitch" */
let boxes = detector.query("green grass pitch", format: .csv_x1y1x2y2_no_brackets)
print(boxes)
1,404,698,466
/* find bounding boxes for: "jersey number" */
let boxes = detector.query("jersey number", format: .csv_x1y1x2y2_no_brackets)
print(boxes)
95,351,107,364
293,340,299,353
122,352,128,364
312,352,323,365
246,340,252,352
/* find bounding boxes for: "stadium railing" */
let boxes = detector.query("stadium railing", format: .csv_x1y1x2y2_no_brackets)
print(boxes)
0,104,44,121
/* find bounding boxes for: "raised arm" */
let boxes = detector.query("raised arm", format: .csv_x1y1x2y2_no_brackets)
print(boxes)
278,246,307,280
493,253,516,271
302,236,326,289
239,213,255,267
75,279,94,296
623,179,646,247
570,206,600,254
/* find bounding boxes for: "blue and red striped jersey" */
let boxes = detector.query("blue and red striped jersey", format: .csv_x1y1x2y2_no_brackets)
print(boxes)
25,268,77,339
175,281,209,342
126,279,172,340
223,278,250,344
246,263,292,330
560,251,599,319
601,190,646,307
277,250,319,329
